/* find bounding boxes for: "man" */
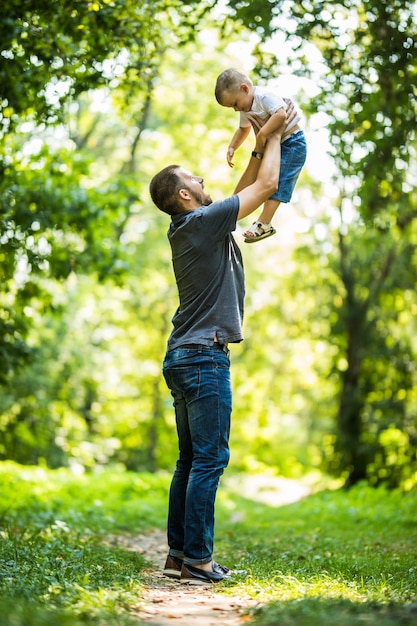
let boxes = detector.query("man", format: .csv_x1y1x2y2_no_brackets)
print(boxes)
149,103,292,585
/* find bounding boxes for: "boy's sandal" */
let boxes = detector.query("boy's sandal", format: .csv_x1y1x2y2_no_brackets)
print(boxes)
244,222,276,243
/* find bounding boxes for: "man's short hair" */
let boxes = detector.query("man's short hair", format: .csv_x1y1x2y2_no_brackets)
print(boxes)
149,165,184,215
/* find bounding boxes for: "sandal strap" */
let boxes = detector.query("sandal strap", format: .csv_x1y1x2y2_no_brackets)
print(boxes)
246,221,273,236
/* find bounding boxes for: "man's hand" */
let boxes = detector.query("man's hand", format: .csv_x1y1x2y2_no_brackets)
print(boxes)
284,98,298,126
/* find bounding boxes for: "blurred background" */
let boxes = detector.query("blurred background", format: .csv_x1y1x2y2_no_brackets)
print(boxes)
1,0,416,490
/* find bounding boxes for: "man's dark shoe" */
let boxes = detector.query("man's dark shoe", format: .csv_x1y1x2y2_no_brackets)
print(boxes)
213,562,230,575
180,561,231,585
163,554,183,579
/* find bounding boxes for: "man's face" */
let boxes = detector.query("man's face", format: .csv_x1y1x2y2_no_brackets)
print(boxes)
180,169,213,206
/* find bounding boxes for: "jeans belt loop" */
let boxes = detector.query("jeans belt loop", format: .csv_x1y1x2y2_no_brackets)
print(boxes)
219,343,230,356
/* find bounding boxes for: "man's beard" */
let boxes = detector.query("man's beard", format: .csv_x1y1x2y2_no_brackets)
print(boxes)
192,188,213,206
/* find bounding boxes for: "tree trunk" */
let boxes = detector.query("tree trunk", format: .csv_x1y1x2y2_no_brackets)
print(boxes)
336,354,367,487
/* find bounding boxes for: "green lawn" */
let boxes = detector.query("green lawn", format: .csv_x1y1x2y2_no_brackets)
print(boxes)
216,479,417,624
0,461,416,625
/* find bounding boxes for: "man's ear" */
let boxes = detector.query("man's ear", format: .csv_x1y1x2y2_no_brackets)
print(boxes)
179,188,191,201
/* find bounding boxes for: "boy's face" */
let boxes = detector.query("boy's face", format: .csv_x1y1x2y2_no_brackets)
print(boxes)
220,83,254,112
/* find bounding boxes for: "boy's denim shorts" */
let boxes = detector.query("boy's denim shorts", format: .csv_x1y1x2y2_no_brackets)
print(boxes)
269,129,307,203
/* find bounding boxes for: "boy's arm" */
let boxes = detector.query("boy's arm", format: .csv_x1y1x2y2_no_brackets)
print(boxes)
229,125,251,150
233,102,289,220
227,126,251,167
255,108,287,150
234,131,283,220
233,99,297,199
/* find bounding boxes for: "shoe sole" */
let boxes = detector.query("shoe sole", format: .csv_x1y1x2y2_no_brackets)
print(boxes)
244,228,276,243
180,577,214,585
163,569,181,579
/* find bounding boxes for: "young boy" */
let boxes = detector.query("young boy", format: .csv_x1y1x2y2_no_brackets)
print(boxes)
215,68,307,242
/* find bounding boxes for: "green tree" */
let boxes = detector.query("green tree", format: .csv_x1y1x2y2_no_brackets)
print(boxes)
2,0,416,488
0,0,213,382
0,20,255,471
221,0,417,486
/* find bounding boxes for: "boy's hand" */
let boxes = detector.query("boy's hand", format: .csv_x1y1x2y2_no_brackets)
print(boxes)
227,147,235,168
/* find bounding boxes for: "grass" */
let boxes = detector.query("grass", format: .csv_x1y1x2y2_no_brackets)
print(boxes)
0,462,167,626
216,482,417,624
0,461,416,625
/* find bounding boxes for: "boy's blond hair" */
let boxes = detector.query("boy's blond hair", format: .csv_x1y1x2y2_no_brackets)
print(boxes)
215,68,252,104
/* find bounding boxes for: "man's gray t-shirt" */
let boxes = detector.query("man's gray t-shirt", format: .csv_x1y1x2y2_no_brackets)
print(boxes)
167,195,244,350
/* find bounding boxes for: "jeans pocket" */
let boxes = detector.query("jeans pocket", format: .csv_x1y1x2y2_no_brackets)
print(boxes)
164,364,201,403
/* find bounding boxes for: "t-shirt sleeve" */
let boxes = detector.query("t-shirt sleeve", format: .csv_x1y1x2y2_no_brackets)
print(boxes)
200,195,240,241
239,112,251,128
260,91,286,115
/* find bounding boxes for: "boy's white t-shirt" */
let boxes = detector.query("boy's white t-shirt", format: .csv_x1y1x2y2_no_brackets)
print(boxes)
239,86,302,134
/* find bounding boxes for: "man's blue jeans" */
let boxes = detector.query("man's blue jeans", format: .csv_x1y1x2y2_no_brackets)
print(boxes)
163,344,231,566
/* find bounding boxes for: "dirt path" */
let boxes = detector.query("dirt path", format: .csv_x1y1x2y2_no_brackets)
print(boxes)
114,529,257,626
113,476,312,625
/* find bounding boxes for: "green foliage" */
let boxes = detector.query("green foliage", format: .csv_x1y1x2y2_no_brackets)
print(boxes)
221,0,417,486
0,275,177,471
0,29,244,473
216,479,417,625
0,462,173,625
0,0,216,383
1,463,416,626
1,0,181,126
290,223,417,489
1,0,417,490
0,462,169,532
